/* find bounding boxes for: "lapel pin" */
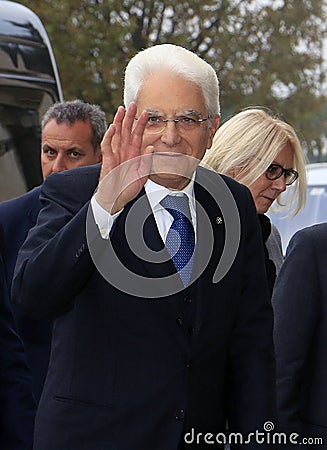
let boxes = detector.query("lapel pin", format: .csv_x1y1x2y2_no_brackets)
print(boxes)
215,216,223,225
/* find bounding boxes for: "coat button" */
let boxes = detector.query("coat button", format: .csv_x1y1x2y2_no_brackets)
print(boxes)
184,296,192,303
174,409,185,420
176,317,183,326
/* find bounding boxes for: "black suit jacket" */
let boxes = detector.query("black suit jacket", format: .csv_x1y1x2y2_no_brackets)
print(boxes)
0,186,53,402
272,223,327,448
0,187,41,288
0,253,36,449
13,164,276,450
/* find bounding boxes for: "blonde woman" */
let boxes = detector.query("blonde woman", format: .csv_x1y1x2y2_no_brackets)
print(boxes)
202,107,307,294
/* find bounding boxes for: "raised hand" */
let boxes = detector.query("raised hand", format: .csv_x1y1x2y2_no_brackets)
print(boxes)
96,102,153,214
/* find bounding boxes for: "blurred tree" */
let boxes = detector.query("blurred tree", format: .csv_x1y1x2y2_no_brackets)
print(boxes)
20,0,327,154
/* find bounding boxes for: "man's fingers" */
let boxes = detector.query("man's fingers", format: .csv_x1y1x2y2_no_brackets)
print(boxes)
111,106,126,154
120,103,137,151
99,124,118,181
134,108,149,130
124,102,138,124
129,109,148,156
101,124,115,156
100,104,149,183
113,105,126,125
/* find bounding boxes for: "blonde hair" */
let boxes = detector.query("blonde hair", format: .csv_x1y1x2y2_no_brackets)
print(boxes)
201,107,307,215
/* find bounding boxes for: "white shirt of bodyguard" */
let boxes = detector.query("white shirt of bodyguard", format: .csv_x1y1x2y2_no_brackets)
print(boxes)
91,177,197,242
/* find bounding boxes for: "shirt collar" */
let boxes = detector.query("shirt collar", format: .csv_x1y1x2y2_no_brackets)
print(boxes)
145,175,195,212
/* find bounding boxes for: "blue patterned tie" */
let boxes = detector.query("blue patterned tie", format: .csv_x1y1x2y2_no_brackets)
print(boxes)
160,194,195,286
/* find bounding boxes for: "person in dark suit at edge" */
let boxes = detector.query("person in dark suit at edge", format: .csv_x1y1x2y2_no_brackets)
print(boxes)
272,223,327,448
12,44,276,449
0,99,107,401
0,252,35,449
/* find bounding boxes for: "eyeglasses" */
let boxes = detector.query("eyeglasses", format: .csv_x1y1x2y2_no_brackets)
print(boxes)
135,115,209,134
266,163,298,185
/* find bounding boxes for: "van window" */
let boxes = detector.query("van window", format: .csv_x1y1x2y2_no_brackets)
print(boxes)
0,1,63,201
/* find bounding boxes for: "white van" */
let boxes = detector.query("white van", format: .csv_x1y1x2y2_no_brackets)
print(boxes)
0,1,63,201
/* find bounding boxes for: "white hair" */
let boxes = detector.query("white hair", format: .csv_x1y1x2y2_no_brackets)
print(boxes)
123,44,220,119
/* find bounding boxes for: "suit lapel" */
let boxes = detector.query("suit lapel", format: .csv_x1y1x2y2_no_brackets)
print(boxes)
192,170,226,283
116,189,178,283
190,169,227,335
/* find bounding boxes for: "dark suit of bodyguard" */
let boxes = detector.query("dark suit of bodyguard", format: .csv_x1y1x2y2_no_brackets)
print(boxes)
0,253,36,449
273,223,327,448
0,187,51,403
12,44,276,449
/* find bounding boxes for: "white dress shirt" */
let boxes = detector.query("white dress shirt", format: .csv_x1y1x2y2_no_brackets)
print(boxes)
91,177,197,241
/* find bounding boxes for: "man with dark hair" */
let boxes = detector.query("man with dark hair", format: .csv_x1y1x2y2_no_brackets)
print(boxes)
0,99,107,401
40,99,106,178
